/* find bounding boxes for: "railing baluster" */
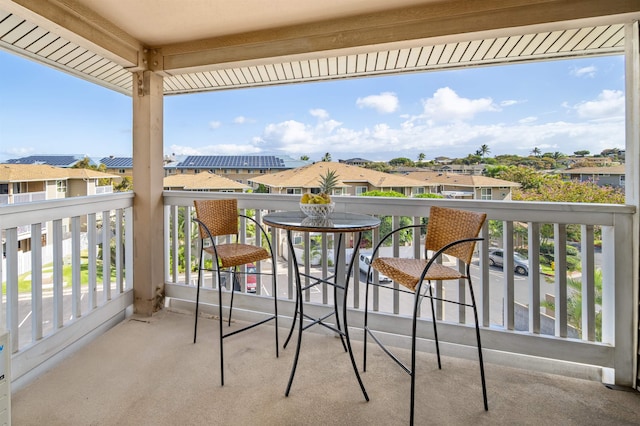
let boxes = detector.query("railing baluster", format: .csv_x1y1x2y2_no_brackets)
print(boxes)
581,224,595,341
503,220,515,330
6,228,19,352
115,209,123,294
71,216,81,319
88,213,97,310
479,222,490,327
52,219,63,329
125,206,134,291
31,223,43,341
102,210,111,302
554,223,568,338
528,222,541,334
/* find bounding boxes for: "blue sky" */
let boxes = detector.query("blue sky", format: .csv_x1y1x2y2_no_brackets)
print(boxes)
0,49,626,163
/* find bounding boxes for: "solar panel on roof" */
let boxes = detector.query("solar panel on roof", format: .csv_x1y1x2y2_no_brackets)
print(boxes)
175,155,288,169
5,155,79,166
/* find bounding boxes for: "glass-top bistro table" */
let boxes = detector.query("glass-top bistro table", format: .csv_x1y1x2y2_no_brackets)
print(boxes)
263,210,380,401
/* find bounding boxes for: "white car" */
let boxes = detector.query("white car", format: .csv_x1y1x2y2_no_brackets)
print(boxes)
359,253,392,283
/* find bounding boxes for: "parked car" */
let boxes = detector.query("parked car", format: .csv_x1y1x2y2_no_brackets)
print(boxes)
488,249,530,275
359,253,392,283
246,263,257,293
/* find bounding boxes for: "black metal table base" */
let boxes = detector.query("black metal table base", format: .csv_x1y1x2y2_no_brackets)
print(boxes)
283,230,369,402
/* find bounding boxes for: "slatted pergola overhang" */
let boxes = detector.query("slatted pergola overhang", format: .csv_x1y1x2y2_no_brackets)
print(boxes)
0,1,637,96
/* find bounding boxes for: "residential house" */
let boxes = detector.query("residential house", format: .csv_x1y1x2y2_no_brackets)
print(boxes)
403,171,520,200
560,164,626,188
170,155,310,185
163,173,250,192
100,156,133,181
338,158,372,166
0,163,117,253
4,154,93,168
251,161,436,196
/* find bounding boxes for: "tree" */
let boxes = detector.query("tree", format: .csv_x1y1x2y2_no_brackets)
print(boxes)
574,150,590,157
530,147,542,157
388,157,414,167
542,269,603,341
478,144,490,159
417,153,425,163
321,152,332,162
300,155,309,161
496,165,555,190
513,178,625,204
113,176,133,192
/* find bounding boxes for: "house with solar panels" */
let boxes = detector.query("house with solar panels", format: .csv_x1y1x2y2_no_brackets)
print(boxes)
100,156,133,180
4,154,95,168
171,155,310,187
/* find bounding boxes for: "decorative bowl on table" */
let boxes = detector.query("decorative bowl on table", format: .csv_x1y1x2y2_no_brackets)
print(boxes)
301,216,334,227
299,202,335,219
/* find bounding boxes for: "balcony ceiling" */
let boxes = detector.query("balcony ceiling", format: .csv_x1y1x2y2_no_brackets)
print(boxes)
0,0,639,96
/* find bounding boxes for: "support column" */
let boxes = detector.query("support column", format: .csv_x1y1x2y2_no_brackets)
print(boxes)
624,21,640,388
132,70,164,316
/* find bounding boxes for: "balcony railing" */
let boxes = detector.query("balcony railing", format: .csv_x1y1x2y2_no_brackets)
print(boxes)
0,191,635,390
0,192,47,205
164,191,636,386
0,192,134,388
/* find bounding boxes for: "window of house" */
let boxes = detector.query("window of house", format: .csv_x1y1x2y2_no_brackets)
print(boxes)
414,187,425,195
620,175,625,187
56,180,66,193
287,188,302,195
481,188,492,200
118,169,125,174
355,186,367,195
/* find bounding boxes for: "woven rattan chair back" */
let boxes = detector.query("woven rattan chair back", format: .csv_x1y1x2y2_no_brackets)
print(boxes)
424,206,486,265
194,199,239,238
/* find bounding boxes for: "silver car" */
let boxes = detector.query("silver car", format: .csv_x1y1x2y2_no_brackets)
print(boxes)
359,253,392,283
488,249,530,275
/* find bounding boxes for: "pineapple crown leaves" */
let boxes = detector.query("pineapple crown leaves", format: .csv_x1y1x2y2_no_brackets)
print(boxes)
318,168,339,194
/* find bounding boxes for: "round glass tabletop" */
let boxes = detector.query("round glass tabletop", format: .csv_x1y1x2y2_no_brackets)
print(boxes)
263,210,380,233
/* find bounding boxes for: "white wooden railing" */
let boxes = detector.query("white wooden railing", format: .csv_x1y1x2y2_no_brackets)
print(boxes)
163,191,636,386
0,193,134,387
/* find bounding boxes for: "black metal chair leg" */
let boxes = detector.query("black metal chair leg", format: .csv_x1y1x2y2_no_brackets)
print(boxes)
427,284,441,369
193,248,204,344
363,273,371,372
272,261,279,358
285,282,305,396
468,279,488,411
218,270,225,386
228,269,238,327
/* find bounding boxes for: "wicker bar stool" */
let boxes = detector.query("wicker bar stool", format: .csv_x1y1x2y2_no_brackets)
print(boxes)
193,199,279,386
363,206,488,425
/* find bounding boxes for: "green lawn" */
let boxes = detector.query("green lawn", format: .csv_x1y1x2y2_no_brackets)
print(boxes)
3,256,118,294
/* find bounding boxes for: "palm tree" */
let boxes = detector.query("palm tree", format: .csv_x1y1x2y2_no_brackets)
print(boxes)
321,152,332,162
479,144,490,159
300,155,309,161
542,269,603,341
531,147,542,157
417,153,425,163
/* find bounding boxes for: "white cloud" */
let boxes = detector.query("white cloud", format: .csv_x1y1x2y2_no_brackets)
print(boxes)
422,87,498,122
573,90,624,119
571,66,597,78
234,116,251,124
310,109,329,119
500,100,519,107
356,92,399,114
209,121,221,129
519,116,538,124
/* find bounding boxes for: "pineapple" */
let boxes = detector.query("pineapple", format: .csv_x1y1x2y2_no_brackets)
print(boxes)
300,169,339,204
316,169,338,204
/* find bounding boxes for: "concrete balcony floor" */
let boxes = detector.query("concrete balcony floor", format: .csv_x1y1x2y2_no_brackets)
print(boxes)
12,309,640,425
